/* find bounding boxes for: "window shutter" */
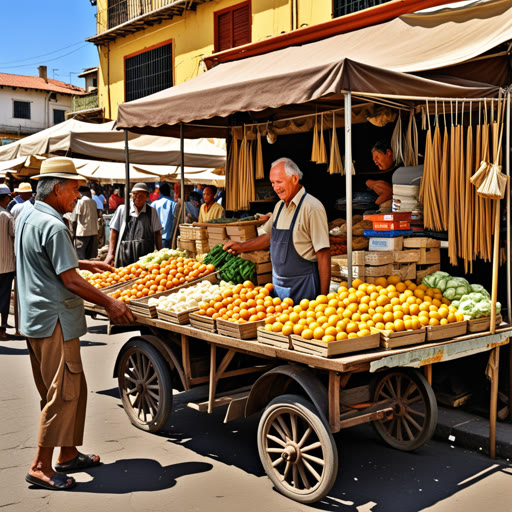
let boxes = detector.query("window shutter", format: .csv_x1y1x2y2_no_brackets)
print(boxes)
232,5,250,47
217,12,233,52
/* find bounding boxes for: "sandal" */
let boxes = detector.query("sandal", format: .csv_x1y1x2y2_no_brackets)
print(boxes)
26,472,76,490
55,452,101,473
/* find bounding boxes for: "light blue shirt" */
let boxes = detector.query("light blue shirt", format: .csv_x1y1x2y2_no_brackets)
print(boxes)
15,201,87,341
151,196,177,240
92,194,105,210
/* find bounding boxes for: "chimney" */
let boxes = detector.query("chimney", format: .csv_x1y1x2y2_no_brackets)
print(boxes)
38,65,48,83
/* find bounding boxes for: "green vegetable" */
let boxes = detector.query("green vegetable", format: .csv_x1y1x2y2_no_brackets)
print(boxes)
470,284,490,298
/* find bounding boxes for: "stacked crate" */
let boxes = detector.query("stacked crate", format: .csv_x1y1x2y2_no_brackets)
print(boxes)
403,238,441,282
240,250,272,285
207,225,229,250
178,224,208,255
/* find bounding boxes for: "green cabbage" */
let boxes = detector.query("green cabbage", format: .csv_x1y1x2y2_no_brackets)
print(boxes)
470,284,490,298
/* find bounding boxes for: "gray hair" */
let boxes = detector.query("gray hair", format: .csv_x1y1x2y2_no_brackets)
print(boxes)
36,177,67,200
271,157,303,180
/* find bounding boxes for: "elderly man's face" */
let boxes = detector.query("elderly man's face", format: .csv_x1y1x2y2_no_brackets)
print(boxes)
372,149,394,171
131,190,148,210
270,162,299,204
55,179,81,214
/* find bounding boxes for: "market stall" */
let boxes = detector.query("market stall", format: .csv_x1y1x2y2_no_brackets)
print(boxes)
106,0,512,502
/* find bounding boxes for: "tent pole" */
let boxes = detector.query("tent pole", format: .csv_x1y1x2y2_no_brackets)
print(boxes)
506,89,511,325
180,122,185,224
344,92,352,283
124,129,130,228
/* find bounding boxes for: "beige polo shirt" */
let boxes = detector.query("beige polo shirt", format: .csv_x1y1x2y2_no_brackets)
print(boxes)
73,196,98,237
260,187,329,261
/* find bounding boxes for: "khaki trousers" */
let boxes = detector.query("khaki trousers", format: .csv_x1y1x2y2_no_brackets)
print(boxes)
26,321,87,448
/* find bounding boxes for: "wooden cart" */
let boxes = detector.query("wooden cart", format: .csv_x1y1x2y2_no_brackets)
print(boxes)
89,305,511,504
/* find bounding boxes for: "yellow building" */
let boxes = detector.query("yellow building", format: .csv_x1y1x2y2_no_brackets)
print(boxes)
87,0,348,121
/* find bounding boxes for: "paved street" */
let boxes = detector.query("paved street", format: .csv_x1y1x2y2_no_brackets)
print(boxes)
2,315,512,512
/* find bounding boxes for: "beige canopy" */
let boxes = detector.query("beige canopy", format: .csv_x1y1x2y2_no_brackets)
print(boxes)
116,0,509,137
0,119,226,168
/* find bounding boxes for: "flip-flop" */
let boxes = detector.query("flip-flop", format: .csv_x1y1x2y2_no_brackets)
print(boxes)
55,452,101,473
25,472,76,490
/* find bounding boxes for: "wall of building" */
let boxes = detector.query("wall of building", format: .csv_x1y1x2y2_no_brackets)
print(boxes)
0,87,72,136
95,0,334,120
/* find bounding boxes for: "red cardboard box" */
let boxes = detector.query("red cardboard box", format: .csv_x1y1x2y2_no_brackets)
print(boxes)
372,221,411,231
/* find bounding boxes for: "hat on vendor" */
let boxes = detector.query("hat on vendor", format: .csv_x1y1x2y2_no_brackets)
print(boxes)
131,183,150,194
14,182,32,193
0,184,11,195
33,157,85,181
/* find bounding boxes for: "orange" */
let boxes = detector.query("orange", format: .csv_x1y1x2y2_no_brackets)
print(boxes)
375,277,387,287
346,322,358,334
316,295,329,305
394,319,406,331
351,278,364,289
302,328,314,340
384,322,395,332
383,311,394,323
375,322,385,330
271,322,283,333
357,329,371,337
336,331,348,341
313,327,325,340
293,324,305,335
429,317,440,326
325,326,337,337
282,325,293,336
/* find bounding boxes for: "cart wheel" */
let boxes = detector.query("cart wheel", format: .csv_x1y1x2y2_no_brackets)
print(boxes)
257,394,338,504
372,369,437,451
118,339,173,433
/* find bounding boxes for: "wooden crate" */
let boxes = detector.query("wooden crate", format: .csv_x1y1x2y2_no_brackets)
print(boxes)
332,251,365,266
338,263,393,279
416,264,441,283
467,314,503,333
208,239,229,250
226,225,257,240
195,239,210,254
426,321,467,341
129,273,218,318
156,307,199,325
177,237,196,252
418,248,441,265
392,263,416,281
257,327,292,349
207,225,227,238
189,312,217,332
240,250,271,264
290,332,380,357
100,278,137,294
394,249,420,263
216,318,264,339
403,237,441,249
376,327,426,349
180,224,208,240
257,272,272,285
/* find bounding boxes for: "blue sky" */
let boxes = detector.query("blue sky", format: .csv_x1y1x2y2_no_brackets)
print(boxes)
0,1,99,87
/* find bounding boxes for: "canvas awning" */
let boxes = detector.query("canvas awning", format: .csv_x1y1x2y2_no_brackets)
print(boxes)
116,0,509,137
0,119,226,168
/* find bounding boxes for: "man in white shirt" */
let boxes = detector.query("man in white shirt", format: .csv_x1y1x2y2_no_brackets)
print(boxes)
71,187,98,260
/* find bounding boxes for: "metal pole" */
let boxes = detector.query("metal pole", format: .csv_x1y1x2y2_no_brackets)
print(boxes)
506,90,511,325
344,92,352,283
180,122,186,225
124,129,130,228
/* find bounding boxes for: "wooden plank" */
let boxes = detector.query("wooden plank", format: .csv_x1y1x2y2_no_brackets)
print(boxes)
329,372,341,433
181,333,192,390
489,346,500,459
224,396,249,422
208,344,217,414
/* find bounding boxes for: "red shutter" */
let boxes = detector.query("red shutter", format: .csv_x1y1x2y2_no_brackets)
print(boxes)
217,11,233,52
232,5,250,47
215,2,251,52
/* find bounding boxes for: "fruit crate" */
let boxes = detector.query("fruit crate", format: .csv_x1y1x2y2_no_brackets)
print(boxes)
257,327,292,349
375,327,426,350
290,332,380,357
425,321,467,341
216,318,264,339
189,312,217,333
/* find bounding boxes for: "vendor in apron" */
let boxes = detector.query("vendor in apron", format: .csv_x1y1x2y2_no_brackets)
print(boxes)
105,183,162,268
223,157,330,303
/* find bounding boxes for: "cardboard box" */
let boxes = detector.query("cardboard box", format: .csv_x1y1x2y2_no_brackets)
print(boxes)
240,250,271,263
419,248,441,265
369,236,403,252
403,237,441,248
372,221,411,231
364,212,412,222
392,263,416,281
394,249,420,263
333,251,393,266
226,225,257,239
339,263,393,279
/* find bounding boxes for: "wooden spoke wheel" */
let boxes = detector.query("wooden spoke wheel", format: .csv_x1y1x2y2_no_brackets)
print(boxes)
257,394,338,504
118,339,173,432
372,369,437,451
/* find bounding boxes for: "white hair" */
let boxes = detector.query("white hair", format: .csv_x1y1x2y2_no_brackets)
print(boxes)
271,157,303,180
36,178,67,200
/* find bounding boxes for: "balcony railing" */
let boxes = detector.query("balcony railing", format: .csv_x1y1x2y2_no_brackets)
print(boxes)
333,0,392,17
95,0,201,34
71,92,99,113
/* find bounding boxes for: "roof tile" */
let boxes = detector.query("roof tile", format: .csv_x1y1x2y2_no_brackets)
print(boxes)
0,72,86,95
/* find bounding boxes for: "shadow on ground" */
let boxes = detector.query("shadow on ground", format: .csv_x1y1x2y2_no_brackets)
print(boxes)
97,387,511,511
26,459,212,494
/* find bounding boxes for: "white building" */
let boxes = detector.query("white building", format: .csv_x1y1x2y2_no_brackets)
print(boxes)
0,66,85,145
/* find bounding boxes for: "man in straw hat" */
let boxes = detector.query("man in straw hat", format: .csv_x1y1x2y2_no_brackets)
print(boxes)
105,182,162,267
10,182,35,223
15,157,134,491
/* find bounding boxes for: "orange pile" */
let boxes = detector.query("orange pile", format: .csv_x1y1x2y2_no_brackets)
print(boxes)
265,276,464,343
87,264,147,289
197,282,291,323
109,257,215,302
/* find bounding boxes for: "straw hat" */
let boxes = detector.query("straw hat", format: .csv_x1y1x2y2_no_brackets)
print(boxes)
33,157,85,181
0,184,11,195
131,183,150,194
14,182,32,193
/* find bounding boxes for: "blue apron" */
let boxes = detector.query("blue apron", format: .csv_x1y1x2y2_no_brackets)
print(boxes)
270,193,320,303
